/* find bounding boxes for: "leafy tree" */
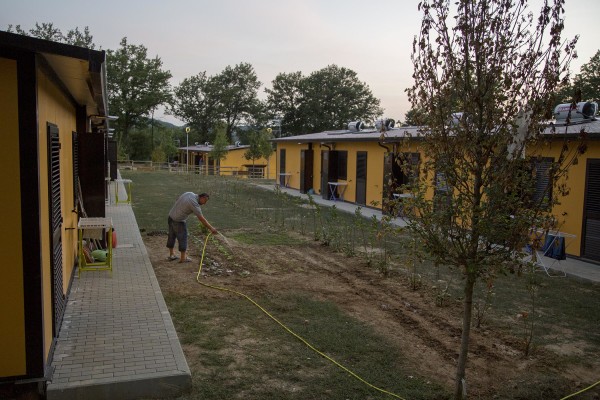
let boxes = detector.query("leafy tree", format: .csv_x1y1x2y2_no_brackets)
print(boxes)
170,72,221,143
552,50,600,115
63,26,95,48
155,123,180,162
242,99,270,132
107,37,172,153
210,128,230,169
171,63,263,143
5,22,96,49
301,65,383,132
5,24,27,35
242,128,274,177
265,72,305,135
211,62,262,141
572,50,600,105
265,65,383,135
552,80,577,107
127,129,152,160
403,108,427,126
244,130,265,171
151,147,166,163
406,1,581,399
258,129,274,161
259,129,275,178
7,22,61,41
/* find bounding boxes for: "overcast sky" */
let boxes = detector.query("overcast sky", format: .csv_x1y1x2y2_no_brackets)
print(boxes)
2,0,597,126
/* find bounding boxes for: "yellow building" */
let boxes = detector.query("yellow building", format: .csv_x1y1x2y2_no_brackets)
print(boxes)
532,120,600,261
178,143,276,179
272,122,423,207
273,119,600,262
0,31,110,383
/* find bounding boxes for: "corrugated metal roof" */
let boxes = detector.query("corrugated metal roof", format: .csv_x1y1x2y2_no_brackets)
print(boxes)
542,119,600,135
178,144,250,152
272,119,600,143
272,126,425,143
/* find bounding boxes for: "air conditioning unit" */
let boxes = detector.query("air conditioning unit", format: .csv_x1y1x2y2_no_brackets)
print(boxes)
347,121,364,131
554,102,598,122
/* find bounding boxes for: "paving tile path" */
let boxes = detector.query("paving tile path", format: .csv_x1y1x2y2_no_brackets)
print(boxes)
46,182,191,400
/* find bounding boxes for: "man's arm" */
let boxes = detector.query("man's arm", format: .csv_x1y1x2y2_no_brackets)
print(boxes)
197,215,217,234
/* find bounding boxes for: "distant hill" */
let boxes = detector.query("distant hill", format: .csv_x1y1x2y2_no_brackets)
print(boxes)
154,120,182,129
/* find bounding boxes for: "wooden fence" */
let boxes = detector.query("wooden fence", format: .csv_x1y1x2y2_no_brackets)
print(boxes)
117,161,267,179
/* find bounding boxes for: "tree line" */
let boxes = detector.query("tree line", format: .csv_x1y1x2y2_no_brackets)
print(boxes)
5,23,383,161
404,49,600,126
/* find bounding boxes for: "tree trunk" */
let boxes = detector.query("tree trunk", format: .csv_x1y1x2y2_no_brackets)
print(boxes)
454,273,476,400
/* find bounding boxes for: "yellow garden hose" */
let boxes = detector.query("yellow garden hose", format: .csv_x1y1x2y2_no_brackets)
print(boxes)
195,233,406,399
559,379,600,399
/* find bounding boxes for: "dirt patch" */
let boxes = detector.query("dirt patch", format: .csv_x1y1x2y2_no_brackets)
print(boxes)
142,232,596,398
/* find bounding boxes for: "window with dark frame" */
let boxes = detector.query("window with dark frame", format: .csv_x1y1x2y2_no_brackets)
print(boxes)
433,156,452,214
532,157,553,208
396,152,420,186
337,151,348,180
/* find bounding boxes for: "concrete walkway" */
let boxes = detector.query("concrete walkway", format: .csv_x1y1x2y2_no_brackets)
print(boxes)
258,184,600,283
46,181,191,400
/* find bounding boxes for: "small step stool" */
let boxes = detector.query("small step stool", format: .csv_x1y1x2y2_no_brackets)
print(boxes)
78,217,113,277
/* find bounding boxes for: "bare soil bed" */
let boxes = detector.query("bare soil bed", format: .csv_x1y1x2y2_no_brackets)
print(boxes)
142,228,600,399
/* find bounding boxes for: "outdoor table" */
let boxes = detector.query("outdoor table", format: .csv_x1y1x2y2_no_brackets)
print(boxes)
279,173,292,188
392,193,414,200
328,182,348,201
393,193,414,216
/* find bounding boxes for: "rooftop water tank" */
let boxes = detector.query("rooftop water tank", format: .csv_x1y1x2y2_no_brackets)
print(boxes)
347,121,364,131
375,118,396,131
554,102,598,122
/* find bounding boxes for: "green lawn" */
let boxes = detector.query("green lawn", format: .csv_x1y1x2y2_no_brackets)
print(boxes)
123,170,600,400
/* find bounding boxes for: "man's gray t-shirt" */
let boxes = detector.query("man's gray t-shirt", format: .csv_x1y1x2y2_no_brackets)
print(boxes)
168,192,203,222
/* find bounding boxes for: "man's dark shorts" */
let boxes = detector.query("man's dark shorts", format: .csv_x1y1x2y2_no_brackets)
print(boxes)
167,216,187,251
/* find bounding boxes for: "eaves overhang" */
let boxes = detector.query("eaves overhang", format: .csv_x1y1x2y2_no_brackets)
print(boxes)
271,126,426,144
0,31,108,118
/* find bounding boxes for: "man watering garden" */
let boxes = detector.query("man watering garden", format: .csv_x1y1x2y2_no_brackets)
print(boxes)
167,192,218,263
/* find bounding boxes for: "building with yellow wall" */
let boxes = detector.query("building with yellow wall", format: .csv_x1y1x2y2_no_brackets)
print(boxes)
529,120,600,261
273,120,600,262
272,123,423,207
178,143,276,179
0,31,109,384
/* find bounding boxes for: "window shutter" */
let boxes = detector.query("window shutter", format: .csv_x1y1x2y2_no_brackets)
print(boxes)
533,158,553,206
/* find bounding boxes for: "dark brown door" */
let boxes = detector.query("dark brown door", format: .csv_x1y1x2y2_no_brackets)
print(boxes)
78,132,106,217
382,152,393,213
107,139,118,180
279,149,286,186
300,149,314,193
582,159,600,261
356,151,367,205
321,150,329,199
